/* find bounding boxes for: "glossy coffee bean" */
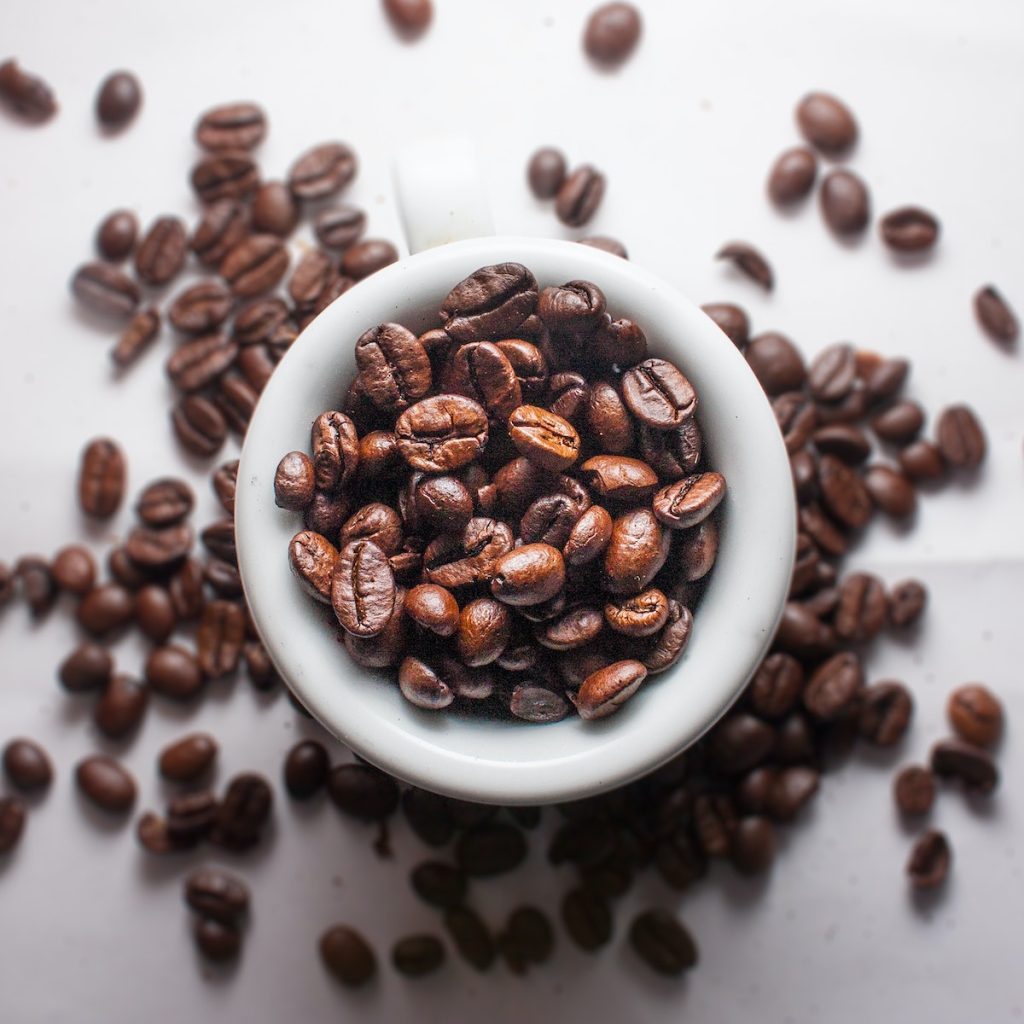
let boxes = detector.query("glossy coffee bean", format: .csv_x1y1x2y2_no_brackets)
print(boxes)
490,545,565,606
443,907,495,971
574,660,647,720
396,396,489,472
327,763,400,822
78,438,126,518
603,508,669,594
745,332,805,395
555,166,605,228
71,262,140,317
145,645,204,700
59,642,113,692
584,3,642,63
77,583,136,636
701,302,750,349
0,797,26,853
283,740,330,799
930,738,998,794
858,681,913,746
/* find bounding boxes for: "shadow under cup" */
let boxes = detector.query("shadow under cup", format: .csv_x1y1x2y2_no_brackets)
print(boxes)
236,236,795,805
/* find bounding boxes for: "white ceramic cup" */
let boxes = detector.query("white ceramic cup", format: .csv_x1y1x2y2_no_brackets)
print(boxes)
236,143,795,806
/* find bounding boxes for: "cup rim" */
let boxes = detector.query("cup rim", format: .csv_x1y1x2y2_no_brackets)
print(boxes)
236,236,795,805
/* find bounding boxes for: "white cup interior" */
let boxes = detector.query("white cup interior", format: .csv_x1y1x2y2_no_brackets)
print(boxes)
236,236,795,805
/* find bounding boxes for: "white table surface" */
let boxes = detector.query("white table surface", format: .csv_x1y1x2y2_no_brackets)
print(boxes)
1,1,1023,1021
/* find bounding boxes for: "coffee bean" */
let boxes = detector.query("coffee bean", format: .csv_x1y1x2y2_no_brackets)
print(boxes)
220,234,288,297
76,754,136,813
51,545,96,595
858,681,913,746
707,713,776,776
195,101,266,151
562,887,612,952
716,241,773,290
817,454,872,529
812,424,871,464
134,216,187,286
639,600,692,674
96,209,138,261
574,660,647,720
289,142,357,200
603,508,669,594
133,480,191,530
497,907,554,973
731,817,777,875
273,452,315,512
327,763,399,822
191,149,259,204
577,235,628,259
78,438,126,519
563,505,613,566
111,307,160,368
746,332,806,395
489,544,564,607
396,395,489,472
443,907,495,971
72,261,140,317
701,302,750,349
795,91,858,156
311,411,360,492
210,461,238,517
584,3,642,63
820,169,870,235
94,673,148,738
555,165,606,228
311,205,365,252
172,395,228,456
404,585,459,641
527,147,567,199
931,738,998,794
96,71,141,129
402,788,455,847
834,571,888,642
185,866,250,925
392,935,445,977
211,773,272,851
395,656,453,710
440,263,538,342
192,917,241,962
0,797,26,853
2,738,52,791
0,59,57,122
506,683,569,723
863,464,917,519
871,399,925,445
803,651,863,720
330,540,396,637
508,406,580,471
145,644,204,700
59,642,113,693
767,146,817,205
880,207,940,253
340,238,398,280
947,684,1003,747
906,829,950,889
191,199,249,267
454,822,527,877
168,281,234,335
124,523,192,572
974,285,1018,345
655,830,706,890
893,764,935,816
808,343,856,403
75,583,134,636
652,473,726,530
196,600,245,678
159,733,218,782
409,861,466,910
167,558,206,620
283,740,330,800
320,925,376,986
767,766,819,822
936,404,985,468
356,322,432,412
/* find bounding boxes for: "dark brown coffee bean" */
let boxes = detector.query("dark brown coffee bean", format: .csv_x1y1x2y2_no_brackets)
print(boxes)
454,597,512,666
159,732,218,782
796,91,858,156
410,860,466,909
76,754,136,814
728,816,776,875
880,207,940,253
574,660,647,720
454,822,527,877
196,600,245,678
621,358,696,429
391,935,444,977
204,559,242,598
585,380,634,454
639,600,692,674
507,405,579,471
592,318,647,372
974,285,1019,344
356,322,432,411
314,204,367,250
931,738,998,794
640,419,702,478
652,473,726,530
192,149,258,204
2,739,52,791
195,101,266,151
96,209,138,261
330,540,396,637
398,656,455,710
820,169,870,235
578,457,653,504
562,887,612,951
808,343,856,402
773,392,817,454
168,281,233,334
907,829,950,889
901,444,945,486
320,925,377,986
109,306,159,367
716,241,774,290
78,438,126,518
166,333,237,394
858,681,913,746
95,70,141,129
538,280,606,332
507,683,570,723
443,907,495,971
171,395,228,456
132,216,186,286
340,239,399,280
309,411,358,493
489,544,565,607
872,399,925,445
443,341,523,421
273,452,315,512
210,772,272,851
864,464,917,518
812,424,870,464
527,147,567,199
603,508,669,594
220,234,288,298
76,583,135,636
0,59,57,122
288,142,357,200
745,332,806,395
766,766,819,822
185,866,249,928
404,584,459,638
584,3,642,63
280,739,329,800
555,166,606,227
190,199,249,267
626,907,697,974
817,454,872,529
94,673,148,738
145,644,204,700
327,763,400,822
803,651,863,720
287,249,335,310
59,642,113,693
132,479,191,529
124,523,192,572
604,588,668,638
164,558,203,621
701,302,750,349
340,503,402,558
936,404,986,468
834,572,888,642
402,788,455,847
893,764,935,816
497,906,554,973
767,146,817,205
563,505,613,566
396,395,489,472
948,684,1003,747
0,796,26,853
51,545,96,596
440,263,538,342
860,354,909,403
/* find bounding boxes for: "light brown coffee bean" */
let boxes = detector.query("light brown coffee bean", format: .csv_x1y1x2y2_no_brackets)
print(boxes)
508,405,581,471
575,660,647,720
331,540,396,637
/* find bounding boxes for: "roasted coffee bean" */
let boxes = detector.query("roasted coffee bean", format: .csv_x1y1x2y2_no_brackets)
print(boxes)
536,604,604,650
396,395,489,472
196,600,245,678
817,454,872,529
242,642,277,690
356,322,432,411
604,588,669,638
168,558,206,620
310,411,359,492
341,239,398,280
585,380,634,453
443,907,495,971
894,764,935,816
314,204,367,251
327,763,400,822
708,713,776,775
220,234,288,297
211,773,272,851
330,540,396,637
652,473,726,530
592,317,647,370
0,797,26,853
159,732,218,782
278,739,329,800
561,887,612,952
203,559,242,598
767,146,817,205
164,789,218,846
808,343,856,403
93,674,148,738
555,166,606,227
76,754,136,814
864,464,917,518
392,935,445,977
767,766,820,822
796,91,858,156
398,656,455,710
803,651,863,720
900,439,944,480
880,207,940,253
931,738,998,794
834,572,888,642
273,452,316,512
76,583,135,636
133,216,187,286
168,281,233,334
403,585,458,639
443,341,523,421
577,235,628,258
191,199,249,267
858,681,913,746
59,642,113,693
508,683,570,723
538,280,606,332
356,431,401,480
409,861,466,910
936,404,986,468
872,400,925,444
527,147,567,199
746,332,806,395
145,644,204,700
166,333,238,393
574,660,647,720
340,503,403,556
78,438,126,518
243,181,298,239
701,302,750,349
455,598,512,666
135,478,193,527
731,816,777,875
628,908,698,974
584,3,642,63
820,169,870,235
0,59,57,122
111,307,159,367
199,520,235,566
185,866,250,927
192,149,258,204
96,209,138,261
415,476,475,536
95,70,141,129
440,263,538,342
974,285,1019,344
621,358,697,428
563,505,613,566
456,822,527,876
907,829,951,889
639,600,692,673
489,544,564,607
774,392,818,453
508,406,580,471
289,142,357,200
715,241,773,290
402,788,456,847
124,523,192,571
2,739,52,791
947,683,1003,747
195,101,266,151
603,508,669,594
287,249,335,310
498,906,555,973
171,395,228,456
655,830,706,890
51,545,96,596
320,925,377,986
812,424,871,464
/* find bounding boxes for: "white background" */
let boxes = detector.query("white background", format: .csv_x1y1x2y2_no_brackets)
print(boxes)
1,1,1023,1021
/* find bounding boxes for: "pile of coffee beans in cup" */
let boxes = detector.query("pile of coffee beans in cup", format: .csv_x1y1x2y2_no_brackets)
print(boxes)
276,263,725,723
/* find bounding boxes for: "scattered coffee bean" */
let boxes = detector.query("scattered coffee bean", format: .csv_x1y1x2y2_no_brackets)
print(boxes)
328,763,400,822
879,206,940,253
392,935,445,977
0,796,26,853
562,886,612,952
289,142,357,201
527,148,567,199
145,644,204,701
71,261,140,317
947,684,1003,748
2,738,52,791
858,681,913,746
555,166,605,227
112,308,161,368
906,829,950,889
159,733,218,782
0,59,57,122
320,925,377,986
185,866,250,924
192,150,259,204
96,209,139,261
51,545,97,596
767,146,817,205
194,917,242,962
195,102,266,151
283,740,330,799
76,754,136,814
383,0,433,35
974,285,1018,345
135,216,188,286
893,764,935,816
583,3,642,64
94,674,149,738
888,579,927,627
212,773,273,851
820,169,870,235
59,642,113,693
935,404,986,468
715,241,774,290
96,71,141,129
930,738,998,794
443,906,495,971
795,91,858,156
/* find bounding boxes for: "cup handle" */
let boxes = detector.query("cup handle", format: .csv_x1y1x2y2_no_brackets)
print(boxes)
392,137,495,254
